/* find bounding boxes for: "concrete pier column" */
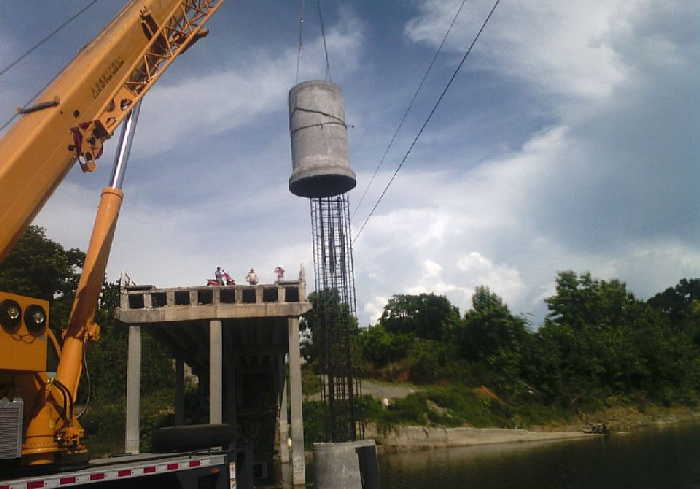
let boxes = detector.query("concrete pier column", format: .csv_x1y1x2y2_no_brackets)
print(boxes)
279,375,290,463
175,351,185,425
125,325,141,453
288,318,305,485
210,320,223,424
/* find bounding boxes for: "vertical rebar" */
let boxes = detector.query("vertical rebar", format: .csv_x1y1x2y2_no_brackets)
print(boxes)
309,193,359,441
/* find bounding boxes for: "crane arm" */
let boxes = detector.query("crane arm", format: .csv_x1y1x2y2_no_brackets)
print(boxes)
0,0,223,465
0,0,223,263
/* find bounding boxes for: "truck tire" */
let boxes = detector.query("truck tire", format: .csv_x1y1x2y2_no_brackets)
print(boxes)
152,424,236,452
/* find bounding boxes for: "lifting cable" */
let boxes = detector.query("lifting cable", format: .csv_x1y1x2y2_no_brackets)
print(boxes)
295,0,333,83
317,0,332,82
353,0,502,243
351,0,469,219
0,0,100,134
296,0,305,83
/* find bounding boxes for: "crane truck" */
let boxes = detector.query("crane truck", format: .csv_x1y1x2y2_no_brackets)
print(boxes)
0,1,247,488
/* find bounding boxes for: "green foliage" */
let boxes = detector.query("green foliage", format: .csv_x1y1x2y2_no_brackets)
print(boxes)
363,385,512,429
459,286,531,394
351,273,700,422
357,325,413,367
649,278,700,344
302,401,327,449
524,272,700,407
0,225,177,454
302,364,322,396
300,289,358,366
0,225,85,331
380,293,460,341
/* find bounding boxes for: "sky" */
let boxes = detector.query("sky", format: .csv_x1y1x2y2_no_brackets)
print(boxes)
0,0,698,326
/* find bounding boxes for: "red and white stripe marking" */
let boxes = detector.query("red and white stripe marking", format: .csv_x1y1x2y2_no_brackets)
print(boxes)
1,455,224,489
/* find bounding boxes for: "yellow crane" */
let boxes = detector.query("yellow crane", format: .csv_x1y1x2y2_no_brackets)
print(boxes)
0,0,222,466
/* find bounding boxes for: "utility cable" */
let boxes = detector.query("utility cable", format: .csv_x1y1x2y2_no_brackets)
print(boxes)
0,0,100,135
351,0,469,219
296,0,305,83
0,0,99,78
353,0,502,242
317,0,332,81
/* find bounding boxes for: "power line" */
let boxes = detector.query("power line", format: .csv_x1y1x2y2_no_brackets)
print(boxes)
353,0,502,243
0,0,99,78
351,0,469,219
0,0,100,135
317,0,332,81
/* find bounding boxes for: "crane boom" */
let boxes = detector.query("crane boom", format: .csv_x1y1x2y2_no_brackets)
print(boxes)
0,0,222,262
0,0,223,466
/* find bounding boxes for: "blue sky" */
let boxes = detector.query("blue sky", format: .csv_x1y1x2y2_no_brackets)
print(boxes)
1,0,698,326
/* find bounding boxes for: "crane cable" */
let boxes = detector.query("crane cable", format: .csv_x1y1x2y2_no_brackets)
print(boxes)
0,0,100,134
295,0,305,83
296,0,332,82
351,0,469,219
353,0,502,243
317,0,332,82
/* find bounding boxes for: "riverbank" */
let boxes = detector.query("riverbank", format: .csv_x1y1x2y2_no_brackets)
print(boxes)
532,404,700,433
365,424,598,452
360,400,700,453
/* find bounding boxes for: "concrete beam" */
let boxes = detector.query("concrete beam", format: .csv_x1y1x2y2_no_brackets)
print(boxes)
288,318,305,485
118,302,312,324
210,320,222,424
125,325,141,453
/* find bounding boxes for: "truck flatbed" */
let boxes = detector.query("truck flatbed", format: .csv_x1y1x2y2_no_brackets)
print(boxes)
0,451,230,489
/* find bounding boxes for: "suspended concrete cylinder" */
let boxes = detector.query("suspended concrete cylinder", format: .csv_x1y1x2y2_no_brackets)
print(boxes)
289,80,356,198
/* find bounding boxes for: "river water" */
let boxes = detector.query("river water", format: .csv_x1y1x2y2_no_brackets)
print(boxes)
378,422,700,489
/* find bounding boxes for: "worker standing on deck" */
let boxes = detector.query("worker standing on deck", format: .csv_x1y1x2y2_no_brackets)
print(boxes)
215,266,223,285
274,266,285,282
246,268,258,285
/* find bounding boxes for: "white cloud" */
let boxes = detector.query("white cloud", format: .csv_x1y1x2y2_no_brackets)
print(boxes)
363,296,388,325
456,251,523,303
137,11,364,156
405,0,630,103
34,181,312,289
423,259,442,277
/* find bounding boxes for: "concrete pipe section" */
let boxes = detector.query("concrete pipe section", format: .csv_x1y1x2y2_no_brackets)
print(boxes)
288,80,356,198
313,440,379,489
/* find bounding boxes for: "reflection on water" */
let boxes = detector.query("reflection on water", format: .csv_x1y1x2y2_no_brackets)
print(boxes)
379,423,700,489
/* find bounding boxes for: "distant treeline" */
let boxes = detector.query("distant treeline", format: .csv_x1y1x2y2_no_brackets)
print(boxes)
305,272,700,411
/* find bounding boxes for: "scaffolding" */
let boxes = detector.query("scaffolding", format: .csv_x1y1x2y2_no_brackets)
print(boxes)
309,194,361,442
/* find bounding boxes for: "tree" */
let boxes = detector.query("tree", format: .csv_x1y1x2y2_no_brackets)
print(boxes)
459,286,530,394
648,278,700,339
0,225,84,331
545,271,637,331
300,289,358,366
380,293,460,341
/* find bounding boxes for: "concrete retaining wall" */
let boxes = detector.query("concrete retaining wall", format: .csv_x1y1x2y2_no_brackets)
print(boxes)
364,424,596,451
